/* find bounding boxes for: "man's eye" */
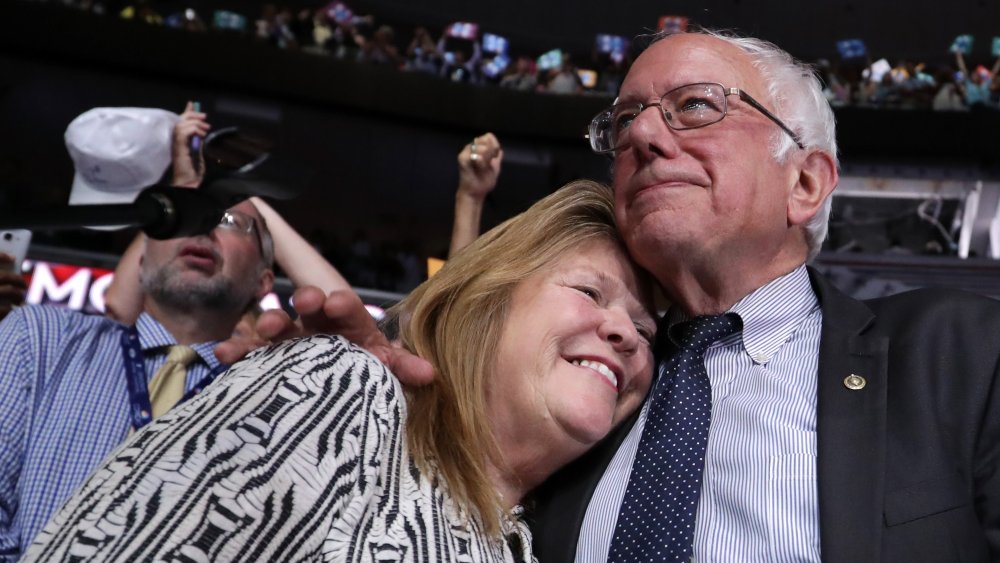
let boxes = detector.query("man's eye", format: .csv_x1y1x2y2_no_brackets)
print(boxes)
612,112,635,132
678,96,715,112
574,286,600,301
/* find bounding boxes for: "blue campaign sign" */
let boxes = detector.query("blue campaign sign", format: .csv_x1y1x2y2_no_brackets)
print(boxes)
951,35,974,55
836,39,867,60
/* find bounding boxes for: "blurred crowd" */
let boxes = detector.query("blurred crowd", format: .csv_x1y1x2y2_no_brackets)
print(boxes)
25,0,653,96
818,49,1000,111
26,0,1000,110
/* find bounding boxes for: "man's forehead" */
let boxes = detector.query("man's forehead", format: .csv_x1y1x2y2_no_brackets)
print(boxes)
619,34,757,99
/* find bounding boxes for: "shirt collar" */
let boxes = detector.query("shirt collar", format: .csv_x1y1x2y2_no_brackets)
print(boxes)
135,312,223,369
660,265,818,364
727,265,818,364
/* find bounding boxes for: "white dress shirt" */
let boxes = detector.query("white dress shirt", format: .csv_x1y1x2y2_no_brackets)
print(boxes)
577,266,822,562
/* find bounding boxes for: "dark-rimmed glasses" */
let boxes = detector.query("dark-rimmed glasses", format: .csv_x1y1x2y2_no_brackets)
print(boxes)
588,82,805,154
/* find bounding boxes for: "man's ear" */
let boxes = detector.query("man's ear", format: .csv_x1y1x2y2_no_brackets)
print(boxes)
255,268,275,300
788,149,838,227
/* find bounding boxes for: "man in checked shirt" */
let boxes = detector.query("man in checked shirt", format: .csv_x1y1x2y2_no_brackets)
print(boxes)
0,196,274,560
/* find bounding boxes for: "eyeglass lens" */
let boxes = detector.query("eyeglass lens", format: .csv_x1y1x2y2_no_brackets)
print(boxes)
218,211,254,234
662,83,727,128
593,83,729,152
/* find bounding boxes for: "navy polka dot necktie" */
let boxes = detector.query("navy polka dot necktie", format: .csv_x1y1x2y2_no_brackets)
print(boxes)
608,313,742,562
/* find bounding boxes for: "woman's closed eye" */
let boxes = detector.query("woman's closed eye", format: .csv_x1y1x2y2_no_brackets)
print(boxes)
635,324,655,346
573,285,602,302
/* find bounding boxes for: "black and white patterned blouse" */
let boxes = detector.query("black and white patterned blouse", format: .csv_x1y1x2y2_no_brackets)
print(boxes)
24,335,535,562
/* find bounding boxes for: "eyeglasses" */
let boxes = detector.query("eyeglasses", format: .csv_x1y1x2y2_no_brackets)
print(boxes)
216,209,262,253
588,82,805,154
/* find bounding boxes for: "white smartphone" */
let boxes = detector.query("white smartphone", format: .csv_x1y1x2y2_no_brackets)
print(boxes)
0,230,32,273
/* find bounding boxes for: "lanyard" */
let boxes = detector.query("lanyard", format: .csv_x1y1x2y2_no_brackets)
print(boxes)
120,325,227,430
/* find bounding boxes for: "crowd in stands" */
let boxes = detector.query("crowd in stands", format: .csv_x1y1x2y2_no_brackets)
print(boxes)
25,0,644,96
818,50,1000,111
25,0,1000,110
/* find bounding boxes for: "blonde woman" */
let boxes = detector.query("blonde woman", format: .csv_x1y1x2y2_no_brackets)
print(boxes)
26,180,657,562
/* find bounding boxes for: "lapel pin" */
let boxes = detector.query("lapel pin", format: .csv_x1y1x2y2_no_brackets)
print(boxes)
843,374,866,390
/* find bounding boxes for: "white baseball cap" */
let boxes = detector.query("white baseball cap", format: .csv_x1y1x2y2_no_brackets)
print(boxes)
64,107,179,205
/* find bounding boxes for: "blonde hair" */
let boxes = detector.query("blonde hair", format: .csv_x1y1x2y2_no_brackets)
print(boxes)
391,179,649,535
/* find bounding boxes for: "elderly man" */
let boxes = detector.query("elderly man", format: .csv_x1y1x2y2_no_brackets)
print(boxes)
229,29,999,563
528,30,1000,563
0,198,274,559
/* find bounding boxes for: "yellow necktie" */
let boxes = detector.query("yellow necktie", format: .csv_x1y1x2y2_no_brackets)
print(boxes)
147,345,198,419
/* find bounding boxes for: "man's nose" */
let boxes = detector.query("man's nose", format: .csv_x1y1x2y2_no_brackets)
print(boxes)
626,104,682,160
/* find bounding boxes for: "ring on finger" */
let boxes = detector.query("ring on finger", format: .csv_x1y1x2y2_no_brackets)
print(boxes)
470,153,479,161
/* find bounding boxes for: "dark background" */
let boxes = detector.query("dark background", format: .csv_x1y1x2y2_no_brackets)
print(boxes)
2,1,1000,295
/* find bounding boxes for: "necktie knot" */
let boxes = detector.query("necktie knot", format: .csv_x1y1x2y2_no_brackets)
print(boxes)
671,313,742,355
147,345,199,420
164,344,198,367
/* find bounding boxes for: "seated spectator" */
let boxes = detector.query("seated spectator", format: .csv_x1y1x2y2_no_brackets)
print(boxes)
596,60,627,95
347,14,378,60
954,50,996,108
164,8,207,32
933,67,967,111
256,3,298,50
499,56,538,91
307,9,335,54
439,34,481,83
900,62,937,108
289,8,316,48
119,0,161,25
321,13,360,59
405,26,441,75
359,24,403,67
542,59,583,95
870,72,901,107
441,49,475,83
818,60,853,107
75,0,108,15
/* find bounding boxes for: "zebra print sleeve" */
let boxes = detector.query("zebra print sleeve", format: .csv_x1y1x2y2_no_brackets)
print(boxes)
24,335,404,562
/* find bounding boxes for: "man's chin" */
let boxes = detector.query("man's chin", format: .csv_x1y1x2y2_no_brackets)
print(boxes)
624,225,671,264
149,281,242,312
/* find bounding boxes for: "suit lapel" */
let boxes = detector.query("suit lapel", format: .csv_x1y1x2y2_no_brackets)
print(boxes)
809,269,887,562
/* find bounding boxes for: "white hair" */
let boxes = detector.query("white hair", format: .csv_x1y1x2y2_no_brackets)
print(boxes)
655,29,840,260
